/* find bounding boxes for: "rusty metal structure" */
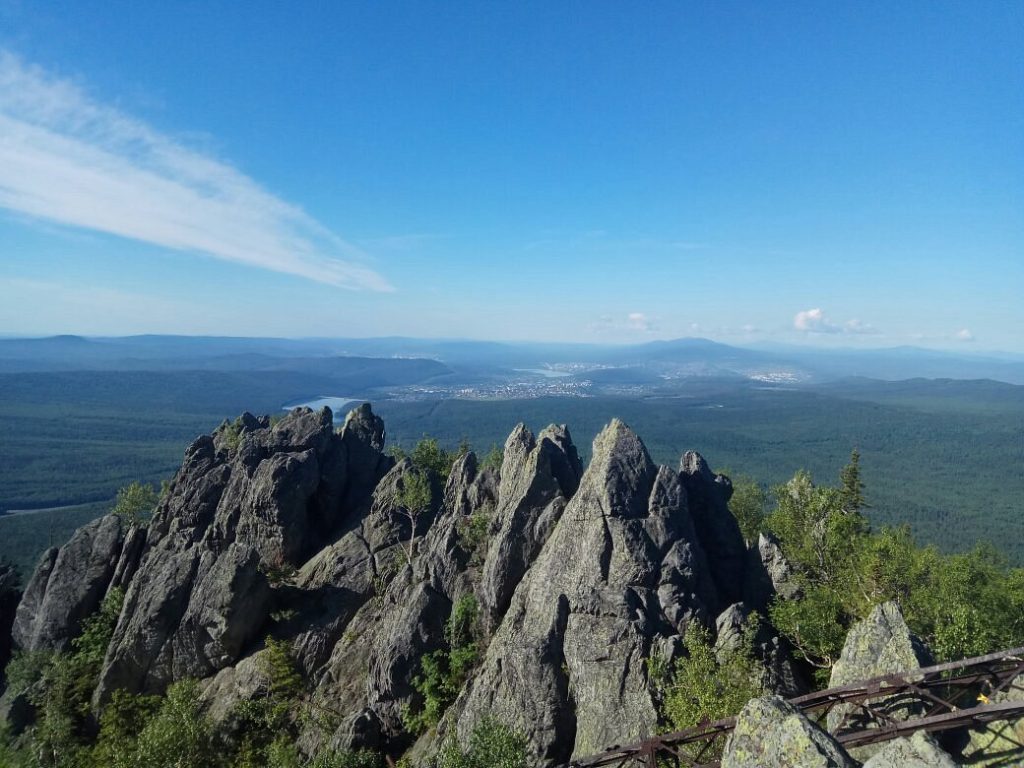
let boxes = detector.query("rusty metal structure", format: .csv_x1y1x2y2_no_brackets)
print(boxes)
567,646,1024,768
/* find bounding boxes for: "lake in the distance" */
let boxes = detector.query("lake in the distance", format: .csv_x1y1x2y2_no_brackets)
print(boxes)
282,396,360,422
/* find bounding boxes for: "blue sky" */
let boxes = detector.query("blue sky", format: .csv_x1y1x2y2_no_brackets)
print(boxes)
0,1,1021,349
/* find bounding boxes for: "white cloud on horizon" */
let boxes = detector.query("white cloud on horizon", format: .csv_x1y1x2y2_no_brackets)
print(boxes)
627,312,652,332
794,308,880,336
954,328,975,342
794,307,839,333
0,51,392,291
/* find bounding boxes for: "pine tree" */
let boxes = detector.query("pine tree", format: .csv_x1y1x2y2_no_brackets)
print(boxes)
839,448,867,513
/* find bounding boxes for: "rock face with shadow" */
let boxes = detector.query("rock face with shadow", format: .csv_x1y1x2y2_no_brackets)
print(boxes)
93,404,393,702
12,514,127,654
1,406,831,767
0,564,20,691
441,420,729,762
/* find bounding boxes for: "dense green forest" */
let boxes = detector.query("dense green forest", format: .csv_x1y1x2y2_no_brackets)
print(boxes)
1,371,1022,579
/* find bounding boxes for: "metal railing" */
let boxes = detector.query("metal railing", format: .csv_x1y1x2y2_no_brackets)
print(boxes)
567,646,1024,768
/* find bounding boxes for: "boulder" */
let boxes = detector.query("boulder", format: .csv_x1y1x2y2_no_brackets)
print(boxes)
827,602,933,759
722,695,855,768
12,514,126,653
862,732,960,767
714,603,810,698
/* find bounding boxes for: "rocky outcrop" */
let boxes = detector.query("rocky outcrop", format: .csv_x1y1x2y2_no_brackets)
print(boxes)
0,564,19,686
94,404,392,701
479,424,581,628
680,451,747,606
713,603,810,698
861,732,960,767
826,602,933,758
2,408,780,767
743,531,801,611
449,420,719,762
723,695,855,768
12,514,126,653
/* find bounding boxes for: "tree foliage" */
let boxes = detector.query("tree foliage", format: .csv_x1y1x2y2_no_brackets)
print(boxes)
405,595,482,735
765,452,1024,673
112,482,158,527
396,471,432,566
726,476,768,543
661,621,765,729
435,717,529,768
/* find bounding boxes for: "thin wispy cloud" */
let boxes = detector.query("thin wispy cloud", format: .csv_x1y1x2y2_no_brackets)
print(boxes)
0,51,392,291
591,312,657,336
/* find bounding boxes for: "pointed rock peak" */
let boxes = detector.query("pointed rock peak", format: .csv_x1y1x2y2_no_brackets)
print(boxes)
497,423,537,501
591,419,652,471
341,402,385,452
238,411,267,431
826,601,934,749
580,419,656,519
538,424,583,495
502,422,536,463
680,450,733,499
267,406,334,453
446,451,478,492
680,450,714,480
723,696,855,768
538,423,573,446
830,601,932,687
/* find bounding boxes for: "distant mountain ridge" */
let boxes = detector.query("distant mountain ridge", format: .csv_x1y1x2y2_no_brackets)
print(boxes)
3,334,1022,383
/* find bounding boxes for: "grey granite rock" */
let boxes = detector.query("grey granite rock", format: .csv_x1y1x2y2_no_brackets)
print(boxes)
722,696,855,768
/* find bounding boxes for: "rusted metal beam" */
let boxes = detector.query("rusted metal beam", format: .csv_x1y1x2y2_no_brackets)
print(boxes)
565,646,1024,768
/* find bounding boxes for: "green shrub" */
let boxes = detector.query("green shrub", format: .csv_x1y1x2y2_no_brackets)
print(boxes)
133,680,221,768
92,689,162,768
405,596,481,734
435,716,529,768
662,620,765,731
113,482,158,527
457,504,493,567
656,619,765,761
218,417,246,453
726,476,768,543
397,471,433,566
764,453,1024,671
410,437,452,478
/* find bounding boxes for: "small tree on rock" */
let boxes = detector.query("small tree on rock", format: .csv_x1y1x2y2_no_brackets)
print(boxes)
113,482,158,527
396,471,431,566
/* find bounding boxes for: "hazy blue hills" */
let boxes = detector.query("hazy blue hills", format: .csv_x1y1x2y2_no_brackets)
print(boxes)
4,334,1024,383
0,334,1022,575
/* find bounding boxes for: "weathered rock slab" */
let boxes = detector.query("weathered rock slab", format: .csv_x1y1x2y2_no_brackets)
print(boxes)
722,695,855,768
